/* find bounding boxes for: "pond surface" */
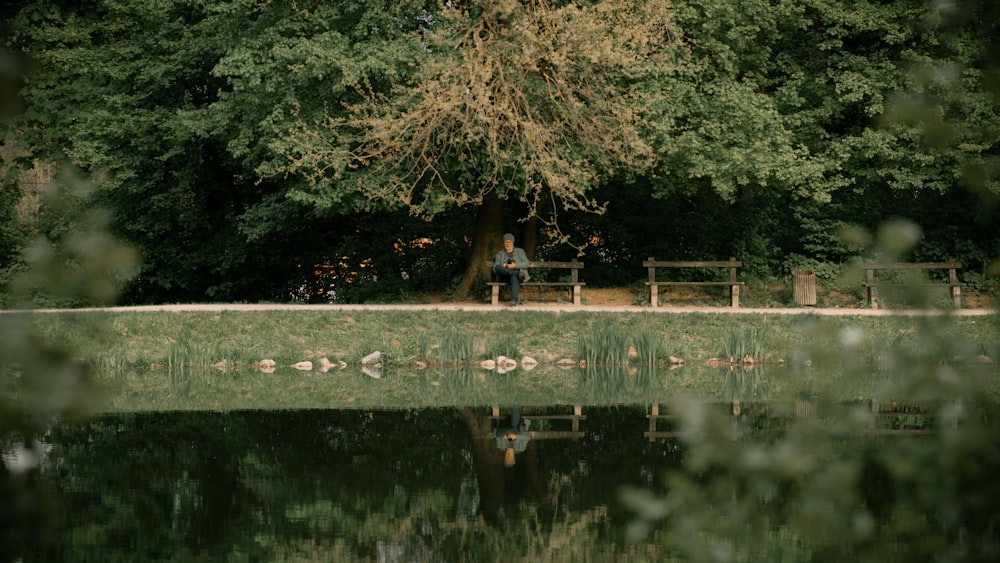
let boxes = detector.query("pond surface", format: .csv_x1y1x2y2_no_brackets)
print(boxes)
23,406,695,561
9,398,956,562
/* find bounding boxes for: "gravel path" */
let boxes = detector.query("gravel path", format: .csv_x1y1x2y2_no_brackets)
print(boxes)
6,302,995,316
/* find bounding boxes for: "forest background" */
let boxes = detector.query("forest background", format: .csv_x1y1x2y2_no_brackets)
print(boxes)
1,0,998,307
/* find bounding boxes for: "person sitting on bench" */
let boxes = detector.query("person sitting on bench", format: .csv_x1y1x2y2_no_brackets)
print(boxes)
492,233,530,306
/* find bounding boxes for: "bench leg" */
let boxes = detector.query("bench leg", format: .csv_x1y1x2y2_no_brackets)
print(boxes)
869,286,879,309
649,284,659,307
572,285,582,306
730,285,740,308
952,286,961,308
647,403,659,441
491,285,501,306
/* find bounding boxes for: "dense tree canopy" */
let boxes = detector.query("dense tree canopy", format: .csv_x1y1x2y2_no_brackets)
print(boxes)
274,0,687,216
1,0,997,304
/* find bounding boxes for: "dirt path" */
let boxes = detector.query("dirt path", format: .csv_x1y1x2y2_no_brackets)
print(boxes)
10,303,995,316
3,288,995,315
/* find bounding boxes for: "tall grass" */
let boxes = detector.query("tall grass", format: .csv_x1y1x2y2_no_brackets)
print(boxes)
164,336,218,376
15,309,998,410
720,324,769,362
577,325,632,366
632,331,665,366
484,334,520,360
436,328,476,365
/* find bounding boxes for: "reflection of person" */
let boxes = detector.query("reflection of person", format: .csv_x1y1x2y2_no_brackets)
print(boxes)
492,233,530,307
493,406,531,467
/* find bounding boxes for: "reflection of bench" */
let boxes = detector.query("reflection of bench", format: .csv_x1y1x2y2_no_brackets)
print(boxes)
646,400,955,441
644,403,680,441
863,260,964,309
864,399,940,436
487,260,585,306
644,402,750,441
643,257,745,307
491,405,586,439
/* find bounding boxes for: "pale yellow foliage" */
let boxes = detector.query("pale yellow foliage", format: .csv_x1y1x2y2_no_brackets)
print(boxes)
281,0,689,217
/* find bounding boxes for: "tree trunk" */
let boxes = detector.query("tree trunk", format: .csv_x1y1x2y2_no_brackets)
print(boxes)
451,196,505,300
459,407,504,524
521,211,539,261
512,198,539,260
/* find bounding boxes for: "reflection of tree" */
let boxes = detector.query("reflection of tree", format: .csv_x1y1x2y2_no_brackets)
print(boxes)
460,407,546,525
32,408,694,559
34,414,248,561
35,410,500,559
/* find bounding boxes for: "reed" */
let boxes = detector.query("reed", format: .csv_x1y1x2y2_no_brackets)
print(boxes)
483,334,520,360
720,324,769,363
165,337,203,376
872,330,908,375
436,328,476,365
632,331,665,367
93,351,129,375
416,334,433,360
12,309,997,411
577,325,632,366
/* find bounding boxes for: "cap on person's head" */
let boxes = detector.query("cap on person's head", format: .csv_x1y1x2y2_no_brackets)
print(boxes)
503,233,515,242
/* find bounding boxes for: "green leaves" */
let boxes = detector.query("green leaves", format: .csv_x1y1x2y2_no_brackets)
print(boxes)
271,0,691,219
6,0,997,300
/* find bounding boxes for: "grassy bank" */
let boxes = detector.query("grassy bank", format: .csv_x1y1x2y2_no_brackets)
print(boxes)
20,308,999,412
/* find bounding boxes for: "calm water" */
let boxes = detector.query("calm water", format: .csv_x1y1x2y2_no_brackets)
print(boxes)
23,405,697,561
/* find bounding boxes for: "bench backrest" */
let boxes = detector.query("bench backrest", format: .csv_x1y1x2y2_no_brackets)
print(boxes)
643,260,741,268
527,260,583,270
863,261,961,270
864,261,961,284
485,260,584,269
485,260,583,282
643,257,741,282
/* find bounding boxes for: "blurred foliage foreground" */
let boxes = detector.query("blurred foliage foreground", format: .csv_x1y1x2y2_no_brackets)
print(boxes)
2,175,999,561
1,171,137,561
623,339,1000,561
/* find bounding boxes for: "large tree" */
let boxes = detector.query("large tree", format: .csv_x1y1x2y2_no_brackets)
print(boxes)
271,0,691,298
8,0,444,303
8,0,995,302
621,0,999,276
8,1,266,302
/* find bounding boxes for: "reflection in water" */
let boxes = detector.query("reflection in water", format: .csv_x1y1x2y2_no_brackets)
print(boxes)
25,407,681,561
103,361,828,413
492,406,530,467
723,364,770,402
14,400,961,561
578,364,661,404
463,406,538,526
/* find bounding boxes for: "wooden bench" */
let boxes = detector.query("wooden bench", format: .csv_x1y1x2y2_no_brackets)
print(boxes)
643,257,745,308
863,260,964,309
486,260,584,306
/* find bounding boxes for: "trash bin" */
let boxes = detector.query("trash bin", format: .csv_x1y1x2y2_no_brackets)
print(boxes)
792,269,816,306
